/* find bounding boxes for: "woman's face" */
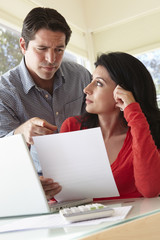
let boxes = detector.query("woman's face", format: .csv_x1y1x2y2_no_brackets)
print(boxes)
84,65,117,115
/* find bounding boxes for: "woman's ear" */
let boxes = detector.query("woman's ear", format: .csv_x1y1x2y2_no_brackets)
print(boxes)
19,37,26,55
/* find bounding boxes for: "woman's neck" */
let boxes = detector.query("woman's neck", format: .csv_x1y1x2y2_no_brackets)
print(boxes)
98,112,128,165
98,113,128,140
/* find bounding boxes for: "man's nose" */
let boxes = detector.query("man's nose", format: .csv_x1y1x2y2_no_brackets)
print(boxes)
45,50,56,64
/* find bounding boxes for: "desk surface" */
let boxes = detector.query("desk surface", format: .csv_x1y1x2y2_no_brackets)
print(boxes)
0,197,160,240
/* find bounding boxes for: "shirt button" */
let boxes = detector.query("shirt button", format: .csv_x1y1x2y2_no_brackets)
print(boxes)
45,94,49,98
56,112,59,115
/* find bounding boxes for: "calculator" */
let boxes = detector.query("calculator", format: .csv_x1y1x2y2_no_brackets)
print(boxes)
59,203,114,223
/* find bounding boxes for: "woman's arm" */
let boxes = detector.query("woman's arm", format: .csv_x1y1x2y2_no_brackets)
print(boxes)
60,117,81,133
124,102,160,197
114,85,160,197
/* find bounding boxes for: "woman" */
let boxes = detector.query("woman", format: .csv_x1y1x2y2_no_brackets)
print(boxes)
60,52,160,199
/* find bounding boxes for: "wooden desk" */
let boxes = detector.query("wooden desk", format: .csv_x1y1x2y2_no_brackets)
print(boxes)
83,209,160,240
0,197,160,240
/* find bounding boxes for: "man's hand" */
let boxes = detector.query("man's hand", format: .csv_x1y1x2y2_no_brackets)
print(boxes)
40,176,62,200
14,117,57,145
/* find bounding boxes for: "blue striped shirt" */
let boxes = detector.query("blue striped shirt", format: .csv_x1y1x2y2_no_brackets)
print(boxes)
0,58,91,172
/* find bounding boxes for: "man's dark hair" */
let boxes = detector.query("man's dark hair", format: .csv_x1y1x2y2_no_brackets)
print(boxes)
21,7,72,48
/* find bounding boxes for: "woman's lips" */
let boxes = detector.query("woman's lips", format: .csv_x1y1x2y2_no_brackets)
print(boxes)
86,98,93,104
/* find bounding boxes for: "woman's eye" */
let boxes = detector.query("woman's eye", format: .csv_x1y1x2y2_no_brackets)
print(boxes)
96,81,103,87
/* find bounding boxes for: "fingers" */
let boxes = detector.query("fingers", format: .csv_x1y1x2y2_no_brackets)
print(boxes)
14,117,57,145
113,85,136,111
30,118,57,135
45,185,62,200
32,118,57,131
40,176,62,200
113,85,124,107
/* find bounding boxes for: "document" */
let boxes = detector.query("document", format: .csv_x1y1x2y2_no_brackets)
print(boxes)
0,206,132,233
33,127,119,201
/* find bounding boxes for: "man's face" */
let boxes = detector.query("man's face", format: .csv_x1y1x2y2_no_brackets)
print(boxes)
20,29,66,83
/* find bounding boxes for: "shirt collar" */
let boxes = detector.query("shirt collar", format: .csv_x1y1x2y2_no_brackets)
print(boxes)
19,57,36,94
19,57,65,94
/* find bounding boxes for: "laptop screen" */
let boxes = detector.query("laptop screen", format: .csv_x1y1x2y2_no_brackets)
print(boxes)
0,134,50,217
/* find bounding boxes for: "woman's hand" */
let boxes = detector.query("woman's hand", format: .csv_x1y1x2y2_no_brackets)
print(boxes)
113,85,136,111
39,176,62,200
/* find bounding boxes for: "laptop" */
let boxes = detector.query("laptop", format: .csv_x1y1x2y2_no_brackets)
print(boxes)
0,134,92,218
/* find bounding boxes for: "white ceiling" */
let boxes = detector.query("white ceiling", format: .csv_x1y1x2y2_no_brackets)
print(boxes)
1,0,160,33
1,0,160,64
83,0,160,32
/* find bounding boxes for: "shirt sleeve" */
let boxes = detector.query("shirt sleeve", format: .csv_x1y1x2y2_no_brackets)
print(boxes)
124,102,160,197
0,89,21,137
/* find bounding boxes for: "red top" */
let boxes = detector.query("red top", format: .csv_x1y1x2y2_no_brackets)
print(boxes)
60,103,160,199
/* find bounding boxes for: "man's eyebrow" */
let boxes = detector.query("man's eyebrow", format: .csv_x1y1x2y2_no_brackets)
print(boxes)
36,45,65,48
57,45,65,48
36,44,48,48
54,45,65,49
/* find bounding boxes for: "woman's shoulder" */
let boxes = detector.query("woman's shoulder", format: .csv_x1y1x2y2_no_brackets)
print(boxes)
60,116,81,133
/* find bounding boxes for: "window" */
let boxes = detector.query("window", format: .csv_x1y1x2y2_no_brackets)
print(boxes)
0,24,21,75
135,49,160,107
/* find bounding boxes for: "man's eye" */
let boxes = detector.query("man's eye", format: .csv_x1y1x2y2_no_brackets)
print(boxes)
37,47,46,51
55,48,64,54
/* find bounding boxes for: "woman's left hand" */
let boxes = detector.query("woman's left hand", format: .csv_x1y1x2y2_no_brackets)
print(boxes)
113,85,136,111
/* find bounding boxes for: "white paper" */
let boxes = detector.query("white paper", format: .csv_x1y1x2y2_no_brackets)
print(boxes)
0,206,132,233
33,127,119,201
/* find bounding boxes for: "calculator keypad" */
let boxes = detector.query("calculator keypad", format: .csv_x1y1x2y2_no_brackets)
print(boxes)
59,203,114,222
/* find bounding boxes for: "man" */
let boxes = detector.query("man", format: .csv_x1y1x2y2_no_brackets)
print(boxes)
0,7,91,199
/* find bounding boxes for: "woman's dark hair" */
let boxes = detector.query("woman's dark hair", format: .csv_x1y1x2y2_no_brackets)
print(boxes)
79,52,160,148
21,7,72,48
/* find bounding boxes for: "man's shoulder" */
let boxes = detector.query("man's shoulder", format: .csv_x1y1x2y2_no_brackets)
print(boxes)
0,64,23,94
1,64,20,83
61,60,90,73
60,61,91,84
